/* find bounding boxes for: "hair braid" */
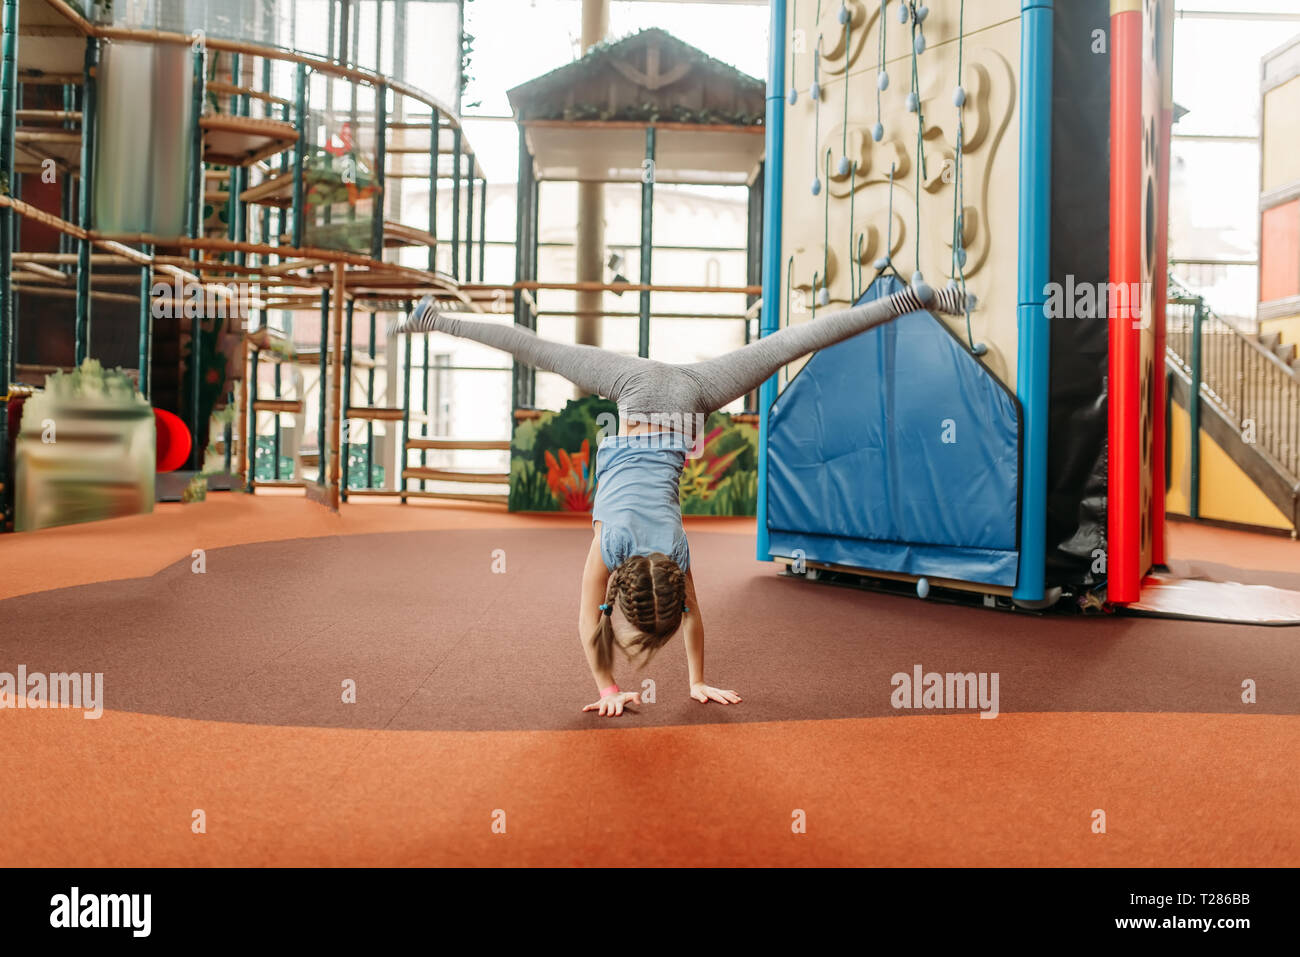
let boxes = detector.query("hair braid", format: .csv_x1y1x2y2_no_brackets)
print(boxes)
600,553,688,670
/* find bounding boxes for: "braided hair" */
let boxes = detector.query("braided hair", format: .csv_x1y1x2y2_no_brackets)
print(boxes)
592,552,687,672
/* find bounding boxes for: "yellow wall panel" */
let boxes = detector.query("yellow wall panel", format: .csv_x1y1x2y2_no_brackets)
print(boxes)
1262,75,1300,193
1166,401,1293,530
1260,313,1300,348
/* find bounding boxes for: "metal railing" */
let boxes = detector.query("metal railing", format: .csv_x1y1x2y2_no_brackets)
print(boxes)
1165,274,1300,491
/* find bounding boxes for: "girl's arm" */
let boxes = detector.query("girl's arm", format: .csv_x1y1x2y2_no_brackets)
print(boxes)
577,526,614,690
682,569,742,705
578,525,641,716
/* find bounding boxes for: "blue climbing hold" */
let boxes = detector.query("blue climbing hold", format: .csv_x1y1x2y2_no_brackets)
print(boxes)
905,91,919,112
818,287,830,306
788,87,798,106
953,85,967,108
955,247,967,268
966,292,979,311
872,122,884,142
898,2,909,22
838,2,849,24
972,343,988,356
873,256,891,270
914,33,926,55
811,81,821,101
837,155,850,177
917,4,930,21
916,577,930,599
812,177,822,196
877,71,889,91
912,275,934,305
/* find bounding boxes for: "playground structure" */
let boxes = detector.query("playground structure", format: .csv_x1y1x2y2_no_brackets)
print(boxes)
0,0,503,528
3,0,1298,612
758,0,1177,607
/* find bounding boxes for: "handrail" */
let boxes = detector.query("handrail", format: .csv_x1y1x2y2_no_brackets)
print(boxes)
1166,273,1300,486
1168,275,1295,380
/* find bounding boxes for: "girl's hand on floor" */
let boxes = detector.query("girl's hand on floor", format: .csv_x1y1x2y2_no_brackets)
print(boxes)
583,691,641,717
690,683,742,705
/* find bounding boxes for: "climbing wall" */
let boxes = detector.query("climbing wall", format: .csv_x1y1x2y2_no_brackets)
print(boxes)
779,0,1022,387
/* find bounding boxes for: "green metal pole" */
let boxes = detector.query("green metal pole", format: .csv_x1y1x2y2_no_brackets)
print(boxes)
247,344,259,491
272,358,281,480
450,126,461,280
1189,298,1204,520
59,82,72,261
186,45,204,468
638,126,656,358
227,54,245,268
428,114,439,272
0,0,15,384
342,296,354,500
529,175,538,404
400,300,412,503
223,390,233,474
371,82,387,262
291,63,308,249
187,45,204,262
318,286,329,484
0,0,17,531
529,177,539,299
478,176,487,280
365,309,375,486
511,123,526,411
75,37,100,365
137,245,153,400
420,332,428,489
275,101,287,246
465,170,475,282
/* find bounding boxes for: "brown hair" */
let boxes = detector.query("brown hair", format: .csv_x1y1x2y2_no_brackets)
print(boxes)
592,552,687,672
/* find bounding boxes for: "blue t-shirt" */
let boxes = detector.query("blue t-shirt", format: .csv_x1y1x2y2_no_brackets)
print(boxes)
591,433,691,572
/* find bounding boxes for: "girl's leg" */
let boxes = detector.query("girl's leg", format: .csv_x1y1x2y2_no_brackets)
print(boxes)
678,283,972,412
396,296,649,401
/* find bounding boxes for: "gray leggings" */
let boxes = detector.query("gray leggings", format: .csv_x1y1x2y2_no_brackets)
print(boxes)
404,284,970,420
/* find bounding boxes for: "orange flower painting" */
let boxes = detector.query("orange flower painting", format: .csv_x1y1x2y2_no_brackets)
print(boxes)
544,439,594,511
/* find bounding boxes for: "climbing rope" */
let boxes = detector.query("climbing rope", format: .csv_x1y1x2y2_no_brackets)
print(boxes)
906,2,930,291
786,255,796,325
874,0,887,142
811,33,823,197
948,0,983,353
873,161,898,277
821,148,832,306
850,159,859,299
839,11,852,177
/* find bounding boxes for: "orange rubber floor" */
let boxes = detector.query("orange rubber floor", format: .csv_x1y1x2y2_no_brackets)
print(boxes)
1,494,1297,866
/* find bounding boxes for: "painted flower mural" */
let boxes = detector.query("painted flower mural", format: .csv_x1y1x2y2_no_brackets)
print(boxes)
544,440,594,511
